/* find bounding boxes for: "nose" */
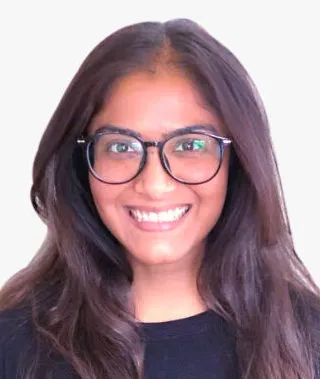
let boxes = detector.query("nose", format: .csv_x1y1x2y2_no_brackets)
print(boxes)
133,148,176,199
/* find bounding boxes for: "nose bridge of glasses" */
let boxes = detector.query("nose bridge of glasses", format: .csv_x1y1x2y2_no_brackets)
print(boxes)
143,140,164,165
144,141,160,149
141,140,171,177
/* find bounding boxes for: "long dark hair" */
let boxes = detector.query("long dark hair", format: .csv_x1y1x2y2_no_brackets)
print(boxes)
1,19,319,379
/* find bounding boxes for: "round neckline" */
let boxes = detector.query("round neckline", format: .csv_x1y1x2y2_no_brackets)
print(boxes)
139,309,221,341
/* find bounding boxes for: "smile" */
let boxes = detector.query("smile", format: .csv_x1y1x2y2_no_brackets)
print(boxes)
128,206,190,223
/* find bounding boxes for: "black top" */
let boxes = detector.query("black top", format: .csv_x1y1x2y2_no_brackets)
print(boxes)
141,310,239,378
0,308,239,378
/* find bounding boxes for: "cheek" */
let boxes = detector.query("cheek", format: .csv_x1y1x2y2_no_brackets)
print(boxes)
198,183,228,213
195,164,229,221
89,176,122,221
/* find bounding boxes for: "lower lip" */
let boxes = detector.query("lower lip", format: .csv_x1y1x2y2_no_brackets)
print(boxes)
126,208,190,232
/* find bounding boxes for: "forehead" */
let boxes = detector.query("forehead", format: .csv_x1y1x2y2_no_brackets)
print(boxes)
89,71,224,137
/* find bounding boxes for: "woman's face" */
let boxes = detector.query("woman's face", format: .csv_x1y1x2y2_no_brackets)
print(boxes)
88,71,230,269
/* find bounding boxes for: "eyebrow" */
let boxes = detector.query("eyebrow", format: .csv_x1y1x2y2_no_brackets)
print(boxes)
93,123,221,138
162,124,221,138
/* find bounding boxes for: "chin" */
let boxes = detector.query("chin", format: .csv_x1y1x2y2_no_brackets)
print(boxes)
126,241,198,267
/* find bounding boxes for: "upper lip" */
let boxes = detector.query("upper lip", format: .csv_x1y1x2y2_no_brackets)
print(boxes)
126,205,191,212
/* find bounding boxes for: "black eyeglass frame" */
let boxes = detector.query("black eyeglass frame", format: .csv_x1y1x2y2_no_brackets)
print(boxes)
77,125,232,185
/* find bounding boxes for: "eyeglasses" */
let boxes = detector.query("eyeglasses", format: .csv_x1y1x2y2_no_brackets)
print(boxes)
77,125,232,185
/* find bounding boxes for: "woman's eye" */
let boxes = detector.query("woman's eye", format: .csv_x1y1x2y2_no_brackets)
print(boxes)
175,139,206,152
108,142,133,153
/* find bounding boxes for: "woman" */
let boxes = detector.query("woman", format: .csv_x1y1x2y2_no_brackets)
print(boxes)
0,18,319,379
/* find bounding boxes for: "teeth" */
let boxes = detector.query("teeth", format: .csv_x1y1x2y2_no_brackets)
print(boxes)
130,206,189,223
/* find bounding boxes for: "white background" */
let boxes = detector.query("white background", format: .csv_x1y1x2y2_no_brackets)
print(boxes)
0,1,319,287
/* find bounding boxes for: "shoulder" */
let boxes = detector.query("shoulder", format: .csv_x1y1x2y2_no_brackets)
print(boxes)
0,306,79,378
0,305,34,347
0,306,36,378
0,305,33,333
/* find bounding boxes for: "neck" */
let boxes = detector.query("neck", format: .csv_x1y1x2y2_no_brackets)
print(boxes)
130,257,207,323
